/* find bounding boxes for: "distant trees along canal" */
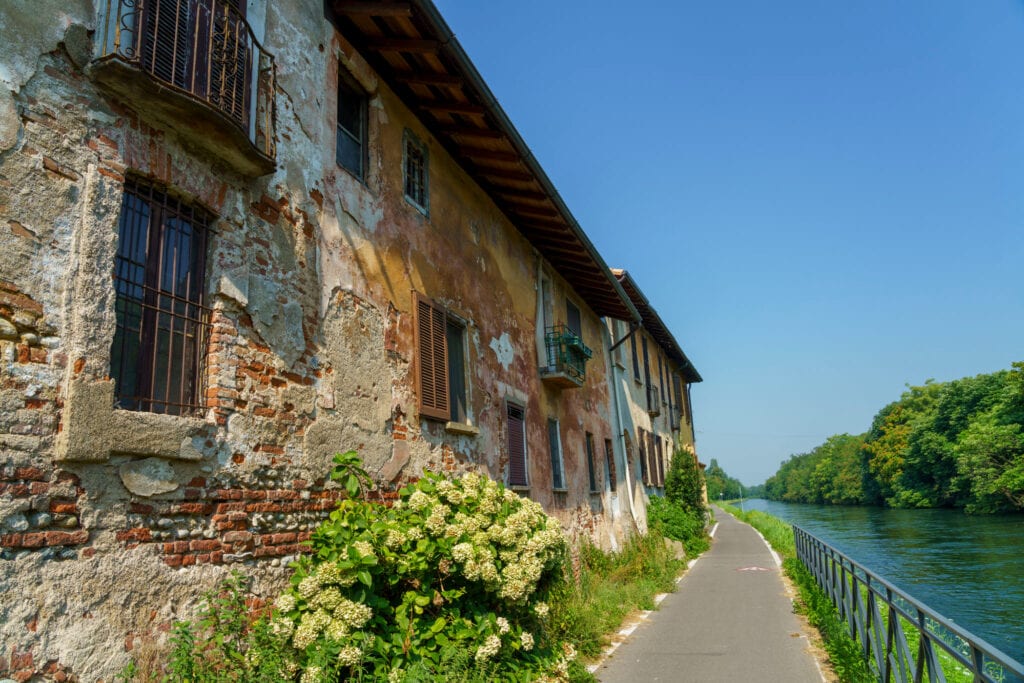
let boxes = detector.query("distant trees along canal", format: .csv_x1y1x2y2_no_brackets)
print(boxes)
763,362,1024,513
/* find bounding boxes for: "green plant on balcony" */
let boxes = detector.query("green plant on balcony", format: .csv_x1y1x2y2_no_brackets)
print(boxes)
542,324,592,385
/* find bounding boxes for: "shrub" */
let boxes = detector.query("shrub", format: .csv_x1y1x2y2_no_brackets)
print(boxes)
663,447,706,518
646,496,709,557
271,453,579,681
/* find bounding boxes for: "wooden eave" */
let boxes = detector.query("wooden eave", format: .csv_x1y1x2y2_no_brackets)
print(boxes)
612,269,703,383
326,0,639,323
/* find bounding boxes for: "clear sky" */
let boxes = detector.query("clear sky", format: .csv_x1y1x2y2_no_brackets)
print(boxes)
434,1,1024,485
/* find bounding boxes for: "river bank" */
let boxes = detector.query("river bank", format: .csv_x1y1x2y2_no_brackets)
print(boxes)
739,499,1024,664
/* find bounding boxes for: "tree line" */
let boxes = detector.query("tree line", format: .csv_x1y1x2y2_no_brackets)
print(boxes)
763,362,1024,513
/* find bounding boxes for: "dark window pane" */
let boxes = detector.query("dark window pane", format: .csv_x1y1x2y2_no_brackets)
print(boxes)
446,319,466,423
566,300,582,338
548,419,564,489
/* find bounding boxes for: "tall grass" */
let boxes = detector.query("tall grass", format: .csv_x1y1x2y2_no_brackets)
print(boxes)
548,530,683,663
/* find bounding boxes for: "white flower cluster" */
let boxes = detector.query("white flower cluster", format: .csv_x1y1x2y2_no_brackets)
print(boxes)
475,634,502,662
337,645,363,667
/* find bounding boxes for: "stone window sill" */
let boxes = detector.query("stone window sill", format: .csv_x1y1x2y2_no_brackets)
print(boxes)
444,421,480,436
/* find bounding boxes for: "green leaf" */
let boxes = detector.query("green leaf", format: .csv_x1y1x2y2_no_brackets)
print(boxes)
357,570,372,587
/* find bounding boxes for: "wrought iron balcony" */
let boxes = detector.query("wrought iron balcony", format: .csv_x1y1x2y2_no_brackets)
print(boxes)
540,324,593,389
92,0,276,176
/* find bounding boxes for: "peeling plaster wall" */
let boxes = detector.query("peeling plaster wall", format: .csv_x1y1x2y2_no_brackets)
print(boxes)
0,2,628,679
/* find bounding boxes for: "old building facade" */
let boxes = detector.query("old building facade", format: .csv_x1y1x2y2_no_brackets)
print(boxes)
0,1,697,678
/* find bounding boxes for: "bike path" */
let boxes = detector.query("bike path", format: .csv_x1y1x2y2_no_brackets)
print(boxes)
595,507,824,682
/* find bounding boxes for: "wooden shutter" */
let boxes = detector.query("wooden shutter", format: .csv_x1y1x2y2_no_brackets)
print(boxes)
507,403,527,487
655,438,664,487
586,432,597,492
638,428,649,484
415,293,450,421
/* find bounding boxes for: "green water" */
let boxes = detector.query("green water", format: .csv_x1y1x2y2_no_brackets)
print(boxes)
740,499,1024,664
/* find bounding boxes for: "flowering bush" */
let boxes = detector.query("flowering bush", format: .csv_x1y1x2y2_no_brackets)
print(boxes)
270,454,579,681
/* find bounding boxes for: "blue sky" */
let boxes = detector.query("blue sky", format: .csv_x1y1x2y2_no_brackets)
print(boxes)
434,1,1024,485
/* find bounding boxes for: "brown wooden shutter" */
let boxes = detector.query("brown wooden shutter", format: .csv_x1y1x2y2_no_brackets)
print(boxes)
638,428,649,484
415,293,450,421
507,403,528,486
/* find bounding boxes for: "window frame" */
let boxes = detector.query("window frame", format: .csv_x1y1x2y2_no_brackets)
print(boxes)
402,128,429,215
336,69,368,181
548,418,566,491
507,401,529,488
110,177,212,416
586,431,599,493
604,437,616,491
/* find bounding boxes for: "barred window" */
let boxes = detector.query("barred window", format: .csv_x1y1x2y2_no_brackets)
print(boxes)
110,179,211,416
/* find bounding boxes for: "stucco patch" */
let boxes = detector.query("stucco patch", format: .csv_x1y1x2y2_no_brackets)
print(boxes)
119,457,179,497
489,332,515,370
0,88,19,152
246,275,306,367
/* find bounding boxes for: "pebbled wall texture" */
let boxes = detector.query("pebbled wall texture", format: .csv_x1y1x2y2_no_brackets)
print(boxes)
0,1,650,679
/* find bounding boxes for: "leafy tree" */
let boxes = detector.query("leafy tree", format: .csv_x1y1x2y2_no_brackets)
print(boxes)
663,447,706,518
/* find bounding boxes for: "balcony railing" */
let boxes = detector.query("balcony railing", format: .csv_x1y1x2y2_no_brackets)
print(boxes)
540,324,592,388
94,0,276,174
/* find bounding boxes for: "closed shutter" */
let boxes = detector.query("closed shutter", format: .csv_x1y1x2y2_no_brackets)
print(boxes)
507,403,528,487
638,428,649,484
415,293,450,421
655,438,664,487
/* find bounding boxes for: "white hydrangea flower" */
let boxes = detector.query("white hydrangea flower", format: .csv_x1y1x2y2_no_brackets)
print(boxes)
274,594,297,613
475,634,502,662
300,665,322,683
534,601,550,618
334,598,373,628
297,574,320,599
388,669,405,683
562,642,577,661
311,587,342,611
352,540,374,558
337,645,363,666
325,618,351,641
408,490,432,510
496,616,510,634
452,542,474,564
271,617,295,638
520,631,534,651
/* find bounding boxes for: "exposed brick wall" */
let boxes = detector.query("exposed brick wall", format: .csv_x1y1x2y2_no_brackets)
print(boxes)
0,467,88,560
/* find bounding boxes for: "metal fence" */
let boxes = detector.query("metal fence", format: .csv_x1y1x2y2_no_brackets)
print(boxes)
793,525,1024,683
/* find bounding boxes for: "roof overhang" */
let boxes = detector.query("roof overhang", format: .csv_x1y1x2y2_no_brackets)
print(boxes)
613,269,702,383
326,0,640,323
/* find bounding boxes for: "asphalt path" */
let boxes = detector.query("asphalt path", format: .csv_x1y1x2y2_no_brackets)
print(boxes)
595,506,824,682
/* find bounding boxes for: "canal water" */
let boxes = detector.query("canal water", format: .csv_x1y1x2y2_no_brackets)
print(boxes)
737,499,1024,664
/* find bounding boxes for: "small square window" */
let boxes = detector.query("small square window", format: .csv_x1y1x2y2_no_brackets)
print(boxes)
337,72,367,180
403,130,429,213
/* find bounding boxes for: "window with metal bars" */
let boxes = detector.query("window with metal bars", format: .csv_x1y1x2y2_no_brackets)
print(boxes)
403,129,428,213
110,179,211,416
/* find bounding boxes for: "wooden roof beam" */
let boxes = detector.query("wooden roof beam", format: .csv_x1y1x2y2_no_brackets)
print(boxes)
365,38,440,53
333,1,412,17
422,101,488,116
460,147,521,163
475,167,533,182
395,72,463,86
440,125,505,139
